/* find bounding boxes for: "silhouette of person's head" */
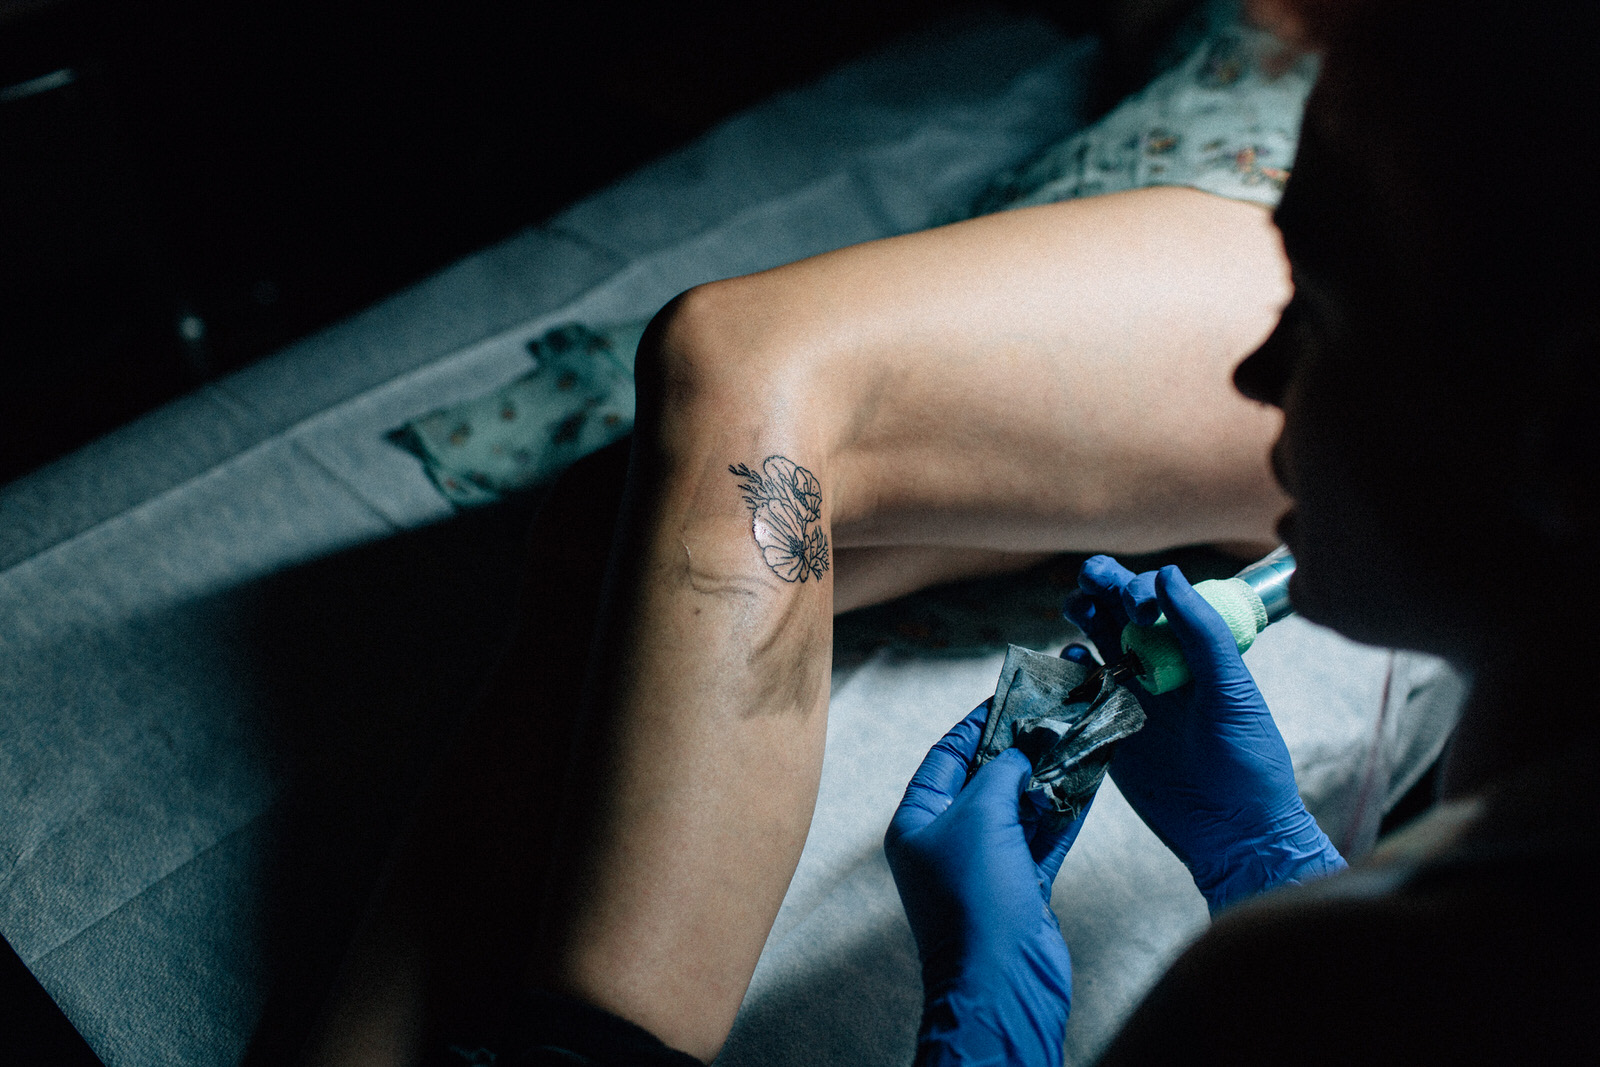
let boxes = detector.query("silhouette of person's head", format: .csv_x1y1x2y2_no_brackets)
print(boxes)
1235,0,1596,669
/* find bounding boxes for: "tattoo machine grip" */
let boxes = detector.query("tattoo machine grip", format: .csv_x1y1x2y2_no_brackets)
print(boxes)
1121,546,1296,695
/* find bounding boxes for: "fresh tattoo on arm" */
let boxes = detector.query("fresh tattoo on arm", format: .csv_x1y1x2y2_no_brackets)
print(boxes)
728,455,830,583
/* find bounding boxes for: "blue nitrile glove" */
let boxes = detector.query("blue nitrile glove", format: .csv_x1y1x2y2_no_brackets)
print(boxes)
885,701,1086,1067
1063,556,1346,914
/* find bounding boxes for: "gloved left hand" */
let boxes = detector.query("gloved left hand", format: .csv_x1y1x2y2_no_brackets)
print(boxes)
885,701,1086,1067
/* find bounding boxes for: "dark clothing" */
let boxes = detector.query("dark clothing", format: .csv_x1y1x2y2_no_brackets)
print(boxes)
428,987,701,1067
1099,748,1600,1064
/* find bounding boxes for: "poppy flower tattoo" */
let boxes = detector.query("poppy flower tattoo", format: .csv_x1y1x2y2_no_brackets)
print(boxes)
729,455,830,583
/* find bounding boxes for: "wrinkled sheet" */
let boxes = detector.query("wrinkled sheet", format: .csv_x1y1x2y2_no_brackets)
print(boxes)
0,11,1099,1065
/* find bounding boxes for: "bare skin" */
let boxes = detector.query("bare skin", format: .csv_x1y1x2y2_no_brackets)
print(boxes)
301,185,1290,1066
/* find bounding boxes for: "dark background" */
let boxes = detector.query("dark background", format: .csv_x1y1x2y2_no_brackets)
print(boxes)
0,0,1199,1058
0,0,1194,488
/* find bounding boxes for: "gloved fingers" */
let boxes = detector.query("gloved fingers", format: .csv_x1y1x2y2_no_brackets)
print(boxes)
1153,566,1251,687
1061,595,1118,661
1029,795,1093,883
1059,643,1098,666
1077,555,1138,604
1071,555,1137,650
1060,589,1097,635
1119,569,1163,627
888,701,990,839
959,747,1035,828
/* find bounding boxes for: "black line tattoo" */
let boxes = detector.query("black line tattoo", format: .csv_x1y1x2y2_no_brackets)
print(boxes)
729,455,830,583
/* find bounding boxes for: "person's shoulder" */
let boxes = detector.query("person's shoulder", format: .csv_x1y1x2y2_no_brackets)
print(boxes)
1097,784,1599,1065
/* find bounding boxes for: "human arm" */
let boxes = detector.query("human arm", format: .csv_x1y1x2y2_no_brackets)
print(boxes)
302,188,1291,1066
1064,557,1345,913
885,701,1088,1067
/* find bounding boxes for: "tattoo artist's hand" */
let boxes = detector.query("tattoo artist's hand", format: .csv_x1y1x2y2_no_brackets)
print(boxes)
885,702,1082,1067
1064,556,1345,914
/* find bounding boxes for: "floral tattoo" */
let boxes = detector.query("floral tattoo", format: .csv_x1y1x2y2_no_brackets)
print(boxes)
729,455,830,583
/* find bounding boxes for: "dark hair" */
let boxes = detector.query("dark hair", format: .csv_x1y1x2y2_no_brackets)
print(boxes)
1282,0,1598,590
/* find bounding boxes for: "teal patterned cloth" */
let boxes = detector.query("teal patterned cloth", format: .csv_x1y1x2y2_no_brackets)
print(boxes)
388,320,645,506
388,7,1315,510
968,16,1316,215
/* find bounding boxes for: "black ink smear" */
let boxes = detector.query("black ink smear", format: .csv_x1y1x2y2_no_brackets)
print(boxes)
729,455,830,583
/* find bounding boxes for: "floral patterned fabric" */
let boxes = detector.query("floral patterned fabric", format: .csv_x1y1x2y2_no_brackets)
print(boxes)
967,14,1316,216
389,320,644,506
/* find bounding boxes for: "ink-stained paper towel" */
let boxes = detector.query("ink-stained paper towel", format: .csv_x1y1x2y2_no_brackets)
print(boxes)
974,645,1146,829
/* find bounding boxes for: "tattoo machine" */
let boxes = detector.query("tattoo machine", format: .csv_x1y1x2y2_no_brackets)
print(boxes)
1068,545,1296,700
969,547,1296,829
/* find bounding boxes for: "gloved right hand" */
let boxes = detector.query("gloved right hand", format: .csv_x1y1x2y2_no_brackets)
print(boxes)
1064,556,1346,913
